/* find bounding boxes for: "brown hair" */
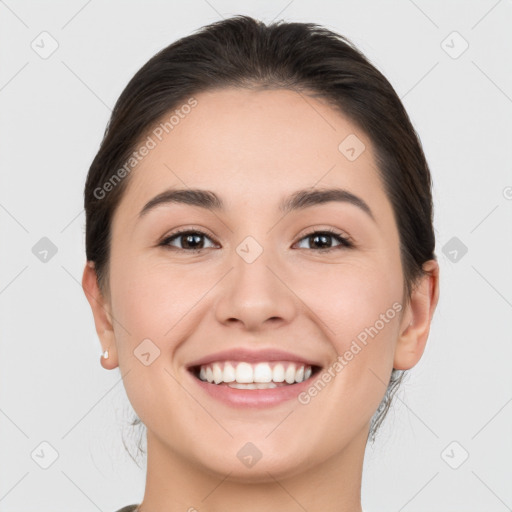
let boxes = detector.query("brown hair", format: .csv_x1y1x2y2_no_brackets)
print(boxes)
84,15,436,444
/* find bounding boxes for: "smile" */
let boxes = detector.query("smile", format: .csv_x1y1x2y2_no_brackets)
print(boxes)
186,348,323,408
193,361,316,389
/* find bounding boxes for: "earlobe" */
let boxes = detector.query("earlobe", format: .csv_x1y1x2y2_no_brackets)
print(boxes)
393,259,440,370
100,343,118,370
82,261,119,369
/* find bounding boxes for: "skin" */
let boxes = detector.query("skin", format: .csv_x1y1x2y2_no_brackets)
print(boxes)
82,87,439,512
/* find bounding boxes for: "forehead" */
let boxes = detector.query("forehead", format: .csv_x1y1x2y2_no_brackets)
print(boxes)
116,87,389,219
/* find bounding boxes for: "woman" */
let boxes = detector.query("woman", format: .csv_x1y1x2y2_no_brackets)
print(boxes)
82,15,439,512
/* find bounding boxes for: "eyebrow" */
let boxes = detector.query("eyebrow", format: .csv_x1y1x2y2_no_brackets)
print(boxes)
139,187,375,221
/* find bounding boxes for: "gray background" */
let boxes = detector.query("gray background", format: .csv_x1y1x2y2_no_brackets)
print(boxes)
1,1,511,511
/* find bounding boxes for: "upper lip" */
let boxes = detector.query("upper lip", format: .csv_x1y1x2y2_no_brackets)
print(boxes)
186,348,323,369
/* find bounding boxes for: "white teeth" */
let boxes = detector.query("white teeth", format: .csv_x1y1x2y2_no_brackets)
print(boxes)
196,361,315,386
285,364,296,384
229,382,278,389
273,363,285,382
235,362,253,383
231,382,257,389
212,363,223,384
254,362,273,383
223,362,236,383
256,382,277,389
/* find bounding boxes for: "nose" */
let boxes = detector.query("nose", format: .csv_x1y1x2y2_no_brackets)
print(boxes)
213,244,298,333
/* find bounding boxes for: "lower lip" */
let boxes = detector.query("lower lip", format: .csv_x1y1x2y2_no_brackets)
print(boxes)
188,370,318,408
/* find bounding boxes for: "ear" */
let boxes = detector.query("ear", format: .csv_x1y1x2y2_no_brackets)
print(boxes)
82,261,118,369
394,259,440,370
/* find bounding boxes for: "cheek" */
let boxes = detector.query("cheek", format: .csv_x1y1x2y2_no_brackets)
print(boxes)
299,254,403,363
109,252,213,346
293,261,403,430
107,255,205,419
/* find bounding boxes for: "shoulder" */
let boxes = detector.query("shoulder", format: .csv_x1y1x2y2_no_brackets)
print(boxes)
114,505,139,512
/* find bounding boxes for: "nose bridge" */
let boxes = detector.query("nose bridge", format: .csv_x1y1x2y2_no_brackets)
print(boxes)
232,232,282,303
214,232,296,330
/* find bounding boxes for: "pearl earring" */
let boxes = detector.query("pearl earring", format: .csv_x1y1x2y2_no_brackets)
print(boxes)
102,349,109,359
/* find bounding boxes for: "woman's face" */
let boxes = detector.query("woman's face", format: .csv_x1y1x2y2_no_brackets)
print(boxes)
98,88,417,479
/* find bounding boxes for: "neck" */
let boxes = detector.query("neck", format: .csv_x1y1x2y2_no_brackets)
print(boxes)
137,426,368,512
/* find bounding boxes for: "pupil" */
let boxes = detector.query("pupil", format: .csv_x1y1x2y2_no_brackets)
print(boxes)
312,234,331,249
184,234,202,249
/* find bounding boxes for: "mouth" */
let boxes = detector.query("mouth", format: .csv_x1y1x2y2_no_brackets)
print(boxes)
185,348,324,408
189,360,322,388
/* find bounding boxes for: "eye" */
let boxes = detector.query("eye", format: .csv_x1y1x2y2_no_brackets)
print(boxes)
295,229,353,251
159,229,217,251
159,228,354,253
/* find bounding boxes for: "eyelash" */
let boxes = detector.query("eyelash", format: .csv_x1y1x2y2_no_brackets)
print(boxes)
158,228,354,253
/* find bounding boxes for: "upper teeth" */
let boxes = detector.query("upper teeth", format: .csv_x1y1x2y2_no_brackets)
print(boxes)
198,361,313,385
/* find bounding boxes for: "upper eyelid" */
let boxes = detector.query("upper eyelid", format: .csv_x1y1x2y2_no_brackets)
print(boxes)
162,227,219,244
296,226,352,243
